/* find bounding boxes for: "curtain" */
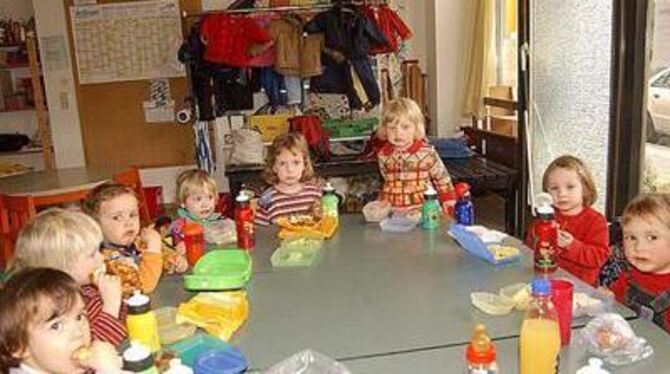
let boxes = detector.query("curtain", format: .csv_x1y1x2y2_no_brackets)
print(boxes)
462,0,496,117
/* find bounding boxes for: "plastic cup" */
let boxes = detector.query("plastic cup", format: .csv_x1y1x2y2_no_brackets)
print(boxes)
551,279,574,345
183,223,205,266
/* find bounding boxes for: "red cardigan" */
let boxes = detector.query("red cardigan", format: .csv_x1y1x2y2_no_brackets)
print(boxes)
525,206,609,286
610,269,670,332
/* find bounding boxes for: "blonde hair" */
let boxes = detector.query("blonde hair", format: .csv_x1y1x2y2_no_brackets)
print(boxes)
176,169,218,205
83,182,136,218
263,132,315,185
542,155,598,206
378,98,426,141
622,193,670,231
9,208,103,274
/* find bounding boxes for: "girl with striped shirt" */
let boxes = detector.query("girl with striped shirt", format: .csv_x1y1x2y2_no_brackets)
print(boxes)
255,133,322,225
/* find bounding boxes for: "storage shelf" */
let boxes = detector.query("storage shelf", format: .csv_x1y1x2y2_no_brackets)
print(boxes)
0,147,43,156
0,63,30,69
0,107,35,113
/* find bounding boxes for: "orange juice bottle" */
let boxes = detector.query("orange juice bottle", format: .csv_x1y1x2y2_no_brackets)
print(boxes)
519,278,561,374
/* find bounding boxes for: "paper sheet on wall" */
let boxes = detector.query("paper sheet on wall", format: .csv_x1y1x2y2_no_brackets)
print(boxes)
70,0,185,84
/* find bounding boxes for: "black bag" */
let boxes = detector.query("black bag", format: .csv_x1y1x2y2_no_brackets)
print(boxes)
0,133,30,152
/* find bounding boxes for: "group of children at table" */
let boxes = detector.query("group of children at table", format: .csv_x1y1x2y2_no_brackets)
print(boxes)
0,98,668,373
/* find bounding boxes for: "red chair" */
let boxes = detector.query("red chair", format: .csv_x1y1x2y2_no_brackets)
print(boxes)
113,166,152,224
0,195,37,269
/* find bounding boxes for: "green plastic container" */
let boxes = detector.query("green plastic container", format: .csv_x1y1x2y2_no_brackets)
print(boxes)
270,238,322,267
183,249,252,291
322,118,378,139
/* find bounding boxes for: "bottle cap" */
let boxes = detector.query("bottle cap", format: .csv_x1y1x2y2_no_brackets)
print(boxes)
576,358,610,374
235,193,250,203
164,358,194,374
465,324,496,364
122,341,154,371
531,278,552,296
535,192,555,217
323,182,335,194
454,183,470,198
424,185,438,199
126,290,151,314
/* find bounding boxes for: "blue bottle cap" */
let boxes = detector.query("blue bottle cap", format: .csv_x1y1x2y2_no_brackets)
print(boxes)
531,278,551,296
194,347,247,374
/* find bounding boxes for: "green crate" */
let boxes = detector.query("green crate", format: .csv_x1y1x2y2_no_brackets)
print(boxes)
322,118,378,139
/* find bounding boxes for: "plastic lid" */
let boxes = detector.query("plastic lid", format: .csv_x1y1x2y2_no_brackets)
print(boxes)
535,192,555,216
122,341,154,371
183,222,204,235
126,290,151,313
576,358,610,374
235,193,250,203
531,278,552,296
465,324,496,364
194,348,247,374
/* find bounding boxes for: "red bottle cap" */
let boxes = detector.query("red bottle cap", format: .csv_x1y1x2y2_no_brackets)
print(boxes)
454,183,470,198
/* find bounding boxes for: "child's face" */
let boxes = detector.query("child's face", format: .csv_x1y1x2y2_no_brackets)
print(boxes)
183,188,217,220
623,216,670,274
69,246,104,285
546,167,584,215
20,296,91,374
385,119,416,149
98,194,140,246
273,148,305,187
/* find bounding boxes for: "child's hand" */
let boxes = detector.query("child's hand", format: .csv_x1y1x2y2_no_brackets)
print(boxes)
79,341,123,373
175,254,189,273
442,200,456,217
97,274,122,318
175,241,186,255
140,226,162,254
557,229,574,248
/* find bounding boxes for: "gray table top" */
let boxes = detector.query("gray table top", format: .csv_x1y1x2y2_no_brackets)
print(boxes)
155,215,635,370
0,167,109,196
345,319,669,374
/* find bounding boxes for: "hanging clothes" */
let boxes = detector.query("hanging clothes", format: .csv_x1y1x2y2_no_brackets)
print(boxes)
194,121,214,174
361,4,412,55
304,5,388,109
201,13,273,67
268,13,324,77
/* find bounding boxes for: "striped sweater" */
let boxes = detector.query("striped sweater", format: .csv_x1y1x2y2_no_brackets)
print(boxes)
81,284,127,347
255,183,322,225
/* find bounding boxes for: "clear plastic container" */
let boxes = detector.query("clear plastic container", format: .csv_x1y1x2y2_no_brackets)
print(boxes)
470,292,515,315
154,307,196,345
204,219,237,245
362,200,391,222
379,214,419,233
271,237,323,267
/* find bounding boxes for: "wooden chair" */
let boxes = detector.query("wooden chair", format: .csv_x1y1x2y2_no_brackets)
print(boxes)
113,166,151,224
0,195,37,269
32,188,93,208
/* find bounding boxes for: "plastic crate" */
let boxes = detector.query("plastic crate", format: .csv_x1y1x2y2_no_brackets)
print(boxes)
184,249,252,291
322,118,378,139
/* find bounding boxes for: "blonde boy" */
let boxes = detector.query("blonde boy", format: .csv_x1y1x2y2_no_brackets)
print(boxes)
170,169,221,246
10,208,127,347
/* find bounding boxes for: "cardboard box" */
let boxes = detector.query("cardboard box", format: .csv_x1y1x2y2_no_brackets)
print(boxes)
487,115,518,137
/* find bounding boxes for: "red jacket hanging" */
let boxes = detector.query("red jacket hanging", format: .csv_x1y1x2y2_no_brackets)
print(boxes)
201,13,273,67
361,4,412,54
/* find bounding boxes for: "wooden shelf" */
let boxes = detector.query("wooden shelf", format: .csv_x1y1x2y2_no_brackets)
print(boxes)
0,107,35,113
0,147,43,156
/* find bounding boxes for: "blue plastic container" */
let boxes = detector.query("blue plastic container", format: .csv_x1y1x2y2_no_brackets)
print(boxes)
194,348,247,374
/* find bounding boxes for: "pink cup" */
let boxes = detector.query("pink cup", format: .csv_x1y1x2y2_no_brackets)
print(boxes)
551,279,574,345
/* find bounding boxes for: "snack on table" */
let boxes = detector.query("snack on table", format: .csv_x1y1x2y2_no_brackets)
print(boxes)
499,283,531,310
287,214,318,226
596,327,627,350
471,292,515,315
487,244,520,262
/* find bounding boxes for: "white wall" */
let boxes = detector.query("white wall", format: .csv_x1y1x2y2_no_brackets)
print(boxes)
0,0,33,20
32,0,86,169
405,0,473,137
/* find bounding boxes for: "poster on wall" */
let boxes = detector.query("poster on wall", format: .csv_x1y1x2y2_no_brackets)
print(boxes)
70,0,185,84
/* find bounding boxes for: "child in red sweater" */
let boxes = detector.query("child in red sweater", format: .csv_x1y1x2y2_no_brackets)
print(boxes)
525,155,609,286
605,193,670,332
